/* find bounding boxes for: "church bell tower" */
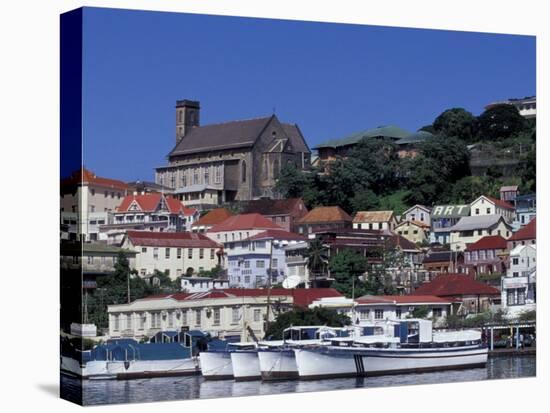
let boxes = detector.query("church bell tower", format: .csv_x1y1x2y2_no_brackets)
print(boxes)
175,99,200,144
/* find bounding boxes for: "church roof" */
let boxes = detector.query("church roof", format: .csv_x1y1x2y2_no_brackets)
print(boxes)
168,115,310,157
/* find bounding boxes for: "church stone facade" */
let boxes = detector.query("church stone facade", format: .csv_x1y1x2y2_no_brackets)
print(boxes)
155,100,311,209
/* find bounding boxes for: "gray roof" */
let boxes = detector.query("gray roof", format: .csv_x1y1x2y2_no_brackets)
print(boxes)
450,215,509,232
168,115,310,157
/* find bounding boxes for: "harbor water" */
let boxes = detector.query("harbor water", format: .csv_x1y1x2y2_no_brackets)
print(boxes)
61,355,536,406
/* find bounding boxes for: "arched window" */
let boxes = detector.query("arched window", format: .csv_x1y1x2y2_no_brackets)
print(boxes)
273,159,280,179
262,158,268,180
241,161,247,183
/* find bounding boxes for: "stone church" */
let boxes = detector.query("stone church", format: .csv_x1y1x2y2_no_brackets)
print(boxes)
155,100,311,208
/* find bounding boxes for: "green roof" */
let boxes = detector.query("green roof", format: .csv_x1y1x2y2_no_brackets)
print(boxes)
315,125,412,149
396,130,433,145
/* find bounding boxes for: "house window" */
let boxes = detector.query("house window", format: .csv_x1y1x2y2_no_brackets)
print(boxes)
395,308,402,319
151,312,161,329
244,275,251,284
181,310,188,326
113,315,120,331
232,307,240,324
188,249,193,259
244,261,250,269
475,208,480,215
213,308,220,325
432,308,442,318
141,247,147,253
199,249,204,259
374,309,384,320
256,260,265,268
210,249,215,260
486,208,491,214
153,248,159,260
272,258,278,268
165,248,170,259
513,258,519,265
139,313,146,330
195,309,201,326
254,309,261,322
359,310,370,320
177,248,182,259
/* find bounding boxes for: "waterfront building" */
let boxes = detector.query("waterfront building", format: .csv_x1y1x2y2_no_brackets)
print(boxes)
60,168,129,242
461,235,508,278
309,295,454,326
395,220,430,245
226,229,307,288
402,204,431,227
513,194,536,227
180,277,229,293
507,218,536,250
449,215,513,251
206,213,282,246
412,273,501,315
155,100,311,207
296,206,352,235
107,288,342,341
501,244,536,318
485,95,536,119
353,210,398,232
191,208,233,233
121,230,223,279
430,204,470,244
241,198,308,233
470,195,515,223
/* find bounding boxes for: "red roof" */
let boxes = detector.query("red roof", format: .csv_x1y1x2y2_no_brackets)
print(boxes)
138,288,342,307
117,193,195,215
245,229,308,242
356,295,453,305
194,208,234,226
209,213,282,232
411,274,500,297
485,195,515,210
62,168,128,191
298,206,352,224
509,218,536,241
465,235,508,251
126,230,221,248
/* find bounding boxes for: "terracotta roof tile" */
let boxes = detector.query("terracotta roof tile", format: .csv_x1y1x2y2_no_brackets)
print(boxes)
209,213,282,232
242,198,306,216
298,206,352,224
126,230,222,248
485,195,515,210
117,193,192,215
353,210,394,223
465,235,508,251
509,218,536,241
62,168,129,191
194,208,234,226
411,274,500,297
244,229,308,242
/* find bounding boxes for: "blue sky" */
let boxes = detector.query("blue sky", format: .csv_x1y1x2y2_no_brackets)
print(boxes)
82,7,536,181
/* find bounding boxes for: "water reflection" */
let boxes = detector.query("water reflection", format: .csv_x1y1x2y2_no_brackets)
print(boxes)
62,356,535,406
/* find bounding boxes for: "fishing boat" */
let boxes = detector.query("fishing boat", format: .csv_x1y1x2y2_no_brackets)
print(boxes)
257,325,351,381
60,330,209,380
294,319,488,379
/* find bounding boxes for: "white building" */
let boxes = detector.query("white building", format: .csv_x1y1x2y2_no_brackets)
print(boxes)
206,213,282,246
60,168,128,242
309,295,453,326
485,96,536,119
402,204,431,227
284,241,310,287
470,195,515,223
121,230,223,280
180,277,229,293
226,229,307,288
107,288,343,340
449,215,513,251
353,210,398,231
501,244,536,318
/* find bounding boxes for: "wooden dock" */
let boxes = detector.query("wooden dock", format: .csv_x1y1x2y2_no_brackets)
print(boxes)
488,347,536,357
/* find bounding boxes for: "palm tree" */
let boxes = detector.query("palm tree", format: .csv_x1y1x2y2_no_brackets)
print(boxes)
304,239,329,282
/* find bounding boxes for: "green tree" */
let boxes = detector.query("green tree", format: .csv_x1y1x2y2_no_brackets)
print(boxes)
449,175,500,204
477,104,526,141
433,108,478,142
304,239,329,280
410,306,430,319
264,307,351,340
329,249,370,298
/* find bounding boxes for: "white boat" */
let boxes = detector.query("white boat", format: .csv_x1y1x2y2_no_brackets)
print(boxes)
258,326,351,381
230,346,262,381
200,342,258,380
294,319,488,379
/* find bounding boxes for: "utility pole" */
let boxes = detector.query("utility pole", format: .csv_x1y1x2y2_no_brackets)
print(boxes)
127,272,131,304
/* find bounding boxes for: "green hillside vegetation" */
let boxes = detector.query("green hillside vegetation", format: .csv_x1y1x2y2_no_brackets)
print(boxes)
276,104,535,214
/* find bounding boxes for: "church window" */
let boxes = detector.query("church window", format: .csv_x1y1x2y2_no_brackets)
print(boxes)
193,169,199,185
215,166,222,184
204,168,209,184
241,161,247,183
178,110,183,123
262,158,268,180
273,159,280,179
